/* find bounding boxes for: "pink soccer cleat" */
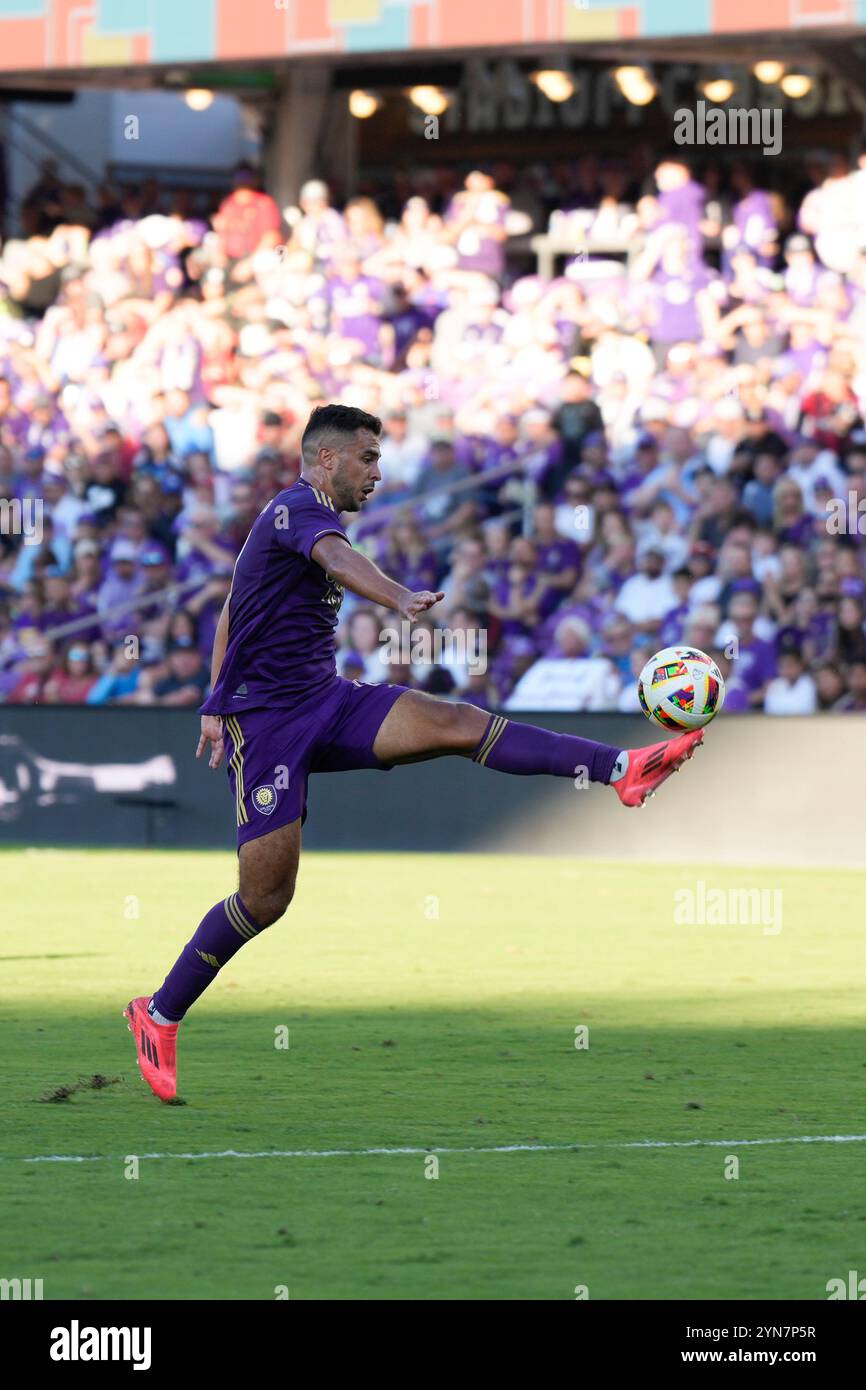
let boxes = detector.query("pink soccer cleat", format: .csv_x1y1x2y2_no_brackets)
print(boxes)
123,996,178,1102
612,728,704,809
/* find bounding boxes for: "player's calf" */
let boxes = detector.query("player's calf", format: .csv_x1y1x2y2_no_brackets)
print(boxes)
144,822,302,1026
468,712,622,782
146,891,271,1025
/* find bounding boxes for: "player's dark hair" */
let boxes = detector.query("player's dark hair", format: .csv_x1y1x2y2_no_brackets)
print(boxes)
301,404,382,466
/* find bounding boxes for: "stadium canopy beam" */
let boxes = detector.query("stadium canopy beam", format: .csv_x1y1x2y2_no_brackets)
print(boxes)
265,65,348,213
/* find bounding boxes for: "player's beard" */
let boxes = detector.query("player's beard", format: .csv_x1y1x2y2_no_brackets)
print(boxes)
332,464,366,512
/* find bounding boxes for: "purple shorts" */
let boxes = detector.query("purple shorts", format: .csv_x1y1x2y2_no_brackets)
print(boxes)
223,677,407,848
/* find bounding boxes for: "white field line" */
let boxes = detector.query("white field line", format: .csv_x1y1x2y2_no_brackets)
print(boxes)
9,1134,866,1164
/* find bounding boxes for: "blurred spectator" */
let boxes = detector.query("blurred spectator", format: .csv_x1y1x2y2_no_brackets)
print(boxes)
552,370,605,473
43,643,98,702
505,616,620,711
614,547,677,631
443,170,510,280
148,635,209,706
764,647,817,715
214,166,281,264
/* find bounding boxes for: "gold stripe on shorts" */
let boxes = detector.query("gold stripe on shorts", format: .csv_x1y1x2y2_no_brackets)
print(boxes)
226,715,248,825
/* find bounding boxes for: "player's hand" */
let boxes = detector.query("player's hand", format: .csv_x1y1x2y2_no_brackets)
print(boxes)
400,590,445,620
196,715,225,770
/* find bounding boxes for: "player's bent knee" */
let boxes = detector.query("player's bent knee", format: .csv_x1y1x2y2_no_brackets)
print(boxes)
240,880,296,929
430,692,483,745
447,700,490,750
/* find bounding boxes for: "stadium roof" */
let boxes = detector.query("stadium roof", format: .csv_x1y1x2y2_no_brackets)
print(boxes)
0,1,864,89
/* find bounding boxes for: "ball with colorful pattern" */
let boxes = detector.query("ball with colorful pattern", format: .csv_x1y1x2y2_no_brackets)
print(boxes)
638,645,725,732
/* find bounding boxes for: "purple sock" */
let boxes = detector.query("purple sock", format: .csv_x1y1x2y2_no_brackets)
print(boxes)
150,893,263,1023
471,714,622,785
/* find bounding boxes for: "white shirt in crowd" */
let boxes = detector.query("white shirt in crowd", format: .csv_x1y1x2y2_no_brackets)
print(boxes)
688,574,723,608
378,431,429,490
614,572,677,626
616,680,642,713
764,674,817,715
209,405,260,473
787,450,848,514
505,657,621,712
636,528,690,573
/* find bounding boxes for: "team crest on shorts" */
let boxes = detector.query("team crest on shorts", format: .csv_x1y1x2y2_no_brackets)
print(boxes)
252,784,277,815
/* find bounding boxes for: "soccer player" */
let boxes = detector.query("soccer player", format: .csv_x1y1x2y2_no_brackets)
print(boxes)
125,405,702,1100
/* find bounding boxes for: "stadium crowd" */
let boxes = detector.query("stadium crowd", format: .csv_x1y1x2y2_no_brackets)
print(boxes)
1,150,866,713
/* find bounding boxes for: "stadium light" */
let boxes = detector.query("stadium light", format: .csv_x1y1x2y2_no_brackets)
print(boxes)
409,85,450,116
184,88,214,112
349,90,382,119
613,65,657,106
752,60,785,84
613,65,646,92
531,69,575,103
621,79,657,106
780,72,813,99
701,76,736,104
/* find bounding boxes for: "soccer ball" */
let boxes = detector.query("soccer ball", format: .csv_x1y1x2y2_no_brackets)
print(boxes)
638,645,725,732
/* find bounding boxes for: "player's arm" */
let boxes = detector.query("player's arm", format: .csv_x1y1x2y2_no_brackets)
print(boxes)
196,592,231,770
311,534,443,620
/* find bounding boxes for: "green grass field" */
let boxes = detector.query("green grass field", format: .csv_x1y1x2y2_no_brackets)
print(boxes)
2,847,865,1301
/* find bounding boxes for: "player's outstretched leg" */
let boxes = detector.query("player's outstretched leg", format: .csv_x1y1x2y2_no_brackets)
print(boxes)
372,692,703,809
124,819,301,1101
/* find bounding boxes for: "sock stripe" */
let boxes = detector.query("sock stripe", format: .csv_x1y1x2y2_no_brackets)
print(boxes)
228,893,257,940
475,717,508,761
231,894,258,934
224,893,256,941
479,717,508,765
475,715,509,766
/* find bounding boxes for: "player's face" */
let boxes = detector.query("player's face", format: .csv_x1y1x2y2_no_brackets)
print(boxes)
332,429,382,512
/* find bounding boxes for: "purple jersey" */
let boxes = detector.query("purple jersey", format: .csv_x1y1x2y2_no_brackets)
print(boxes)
730,189,776,269
650,265,713,342
656,179,705,259
737,637,777,693
201,479,348,714
326,275,384,351
537,538,580,581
